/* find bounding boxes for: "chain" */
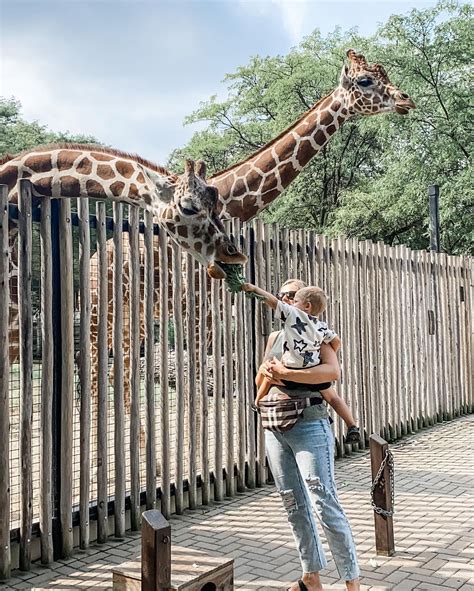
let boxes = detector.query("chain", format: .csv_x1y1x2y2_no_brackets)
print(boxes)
370,448,395,517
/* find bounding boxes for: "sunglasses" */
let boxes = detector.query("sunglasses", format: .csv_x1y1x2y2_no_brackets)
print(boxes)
276,291,297,301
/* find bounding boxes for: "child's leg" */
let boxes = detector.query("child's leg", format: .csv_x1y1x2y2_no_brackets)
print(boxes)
255,370,265,390
255,376,272,406
320,386,357,428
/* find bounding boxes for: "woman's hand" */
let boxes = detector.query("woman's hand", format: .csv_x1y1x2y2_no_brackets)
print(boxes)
261,345,340,386
261,357,288,382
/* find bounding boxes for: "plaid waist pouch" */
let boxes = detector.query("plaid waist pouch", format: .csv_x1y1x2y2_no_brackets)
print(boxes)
257,392,308,432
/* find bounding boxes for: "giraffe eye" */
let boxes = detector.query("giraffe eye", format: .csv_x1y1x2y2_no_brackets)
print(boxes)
358,78,373,88
180,206,200,215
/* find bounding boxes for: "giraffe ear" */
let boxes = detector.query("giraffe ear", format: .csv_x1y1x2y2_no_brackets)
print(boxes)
195,160,206,180
339,63,351,89
146,169,174,202
184,158,195,188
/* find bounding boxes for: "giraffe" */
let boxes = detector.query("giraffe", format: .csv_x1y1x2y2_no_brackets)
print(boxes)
208,49,415,221
1,145,247,368
83,48,415,395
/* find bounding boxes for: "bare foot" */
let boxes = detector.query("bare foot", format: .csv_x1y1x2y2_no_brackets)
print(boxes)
346,579,360,591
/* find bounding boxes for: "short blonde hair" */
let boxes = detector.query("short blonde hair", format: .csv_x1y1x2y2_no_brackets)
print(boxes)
280,278,307,291
295,286,327,316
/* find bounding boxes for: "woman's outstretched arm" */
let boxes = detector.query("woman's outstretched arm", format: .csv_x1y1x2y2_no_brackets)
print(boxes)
262,343,340,384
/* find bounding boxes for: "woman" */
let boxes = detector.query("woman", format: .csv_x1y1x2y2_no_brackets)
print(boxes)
259,279,360,591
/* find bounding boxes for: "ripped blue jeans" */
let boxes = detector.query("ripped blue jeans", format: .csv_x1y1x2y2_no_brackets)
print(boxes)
265,418,359,581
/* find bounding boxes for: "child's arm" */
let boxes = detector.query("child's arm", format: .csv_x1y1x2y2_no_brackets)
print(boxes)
242,283,278,310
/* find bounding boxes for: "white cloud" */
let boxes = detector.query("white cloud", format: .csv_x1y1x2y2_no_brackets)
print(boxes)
2,50,209,164
237,0,313,45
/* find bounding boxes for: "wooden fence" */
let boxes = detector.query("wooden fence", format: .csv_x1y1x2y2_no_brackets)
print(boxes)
0,181,472,578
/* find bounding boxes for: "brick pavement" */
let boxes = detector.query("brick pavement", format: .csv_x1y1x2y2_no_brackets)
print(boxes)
1,415,473,591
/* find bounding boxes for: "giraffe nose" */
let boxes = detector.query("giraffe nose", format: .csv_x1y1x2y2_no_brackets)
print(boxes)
215,240,248,264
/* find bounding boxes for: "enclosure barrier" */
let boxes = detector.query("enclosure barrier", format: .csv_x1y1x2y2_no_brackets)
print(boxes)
0,180,472,577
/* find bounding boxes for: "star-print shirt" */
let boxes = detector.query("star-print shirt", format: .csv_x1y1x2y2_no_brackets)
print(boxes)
276,300,337,369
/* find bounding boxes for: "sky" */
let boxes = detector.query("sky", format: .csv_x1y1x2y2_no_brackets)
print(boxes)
1,0,440,165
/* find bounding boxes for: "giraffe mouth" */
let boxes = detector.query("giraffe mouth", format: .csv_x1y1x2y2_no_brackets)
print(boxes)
207,261,227,279
395,99,416,115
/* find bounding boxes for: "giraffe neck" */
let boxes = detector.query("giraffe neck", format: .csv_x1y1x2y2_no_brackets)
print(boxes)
0,145,175,217
210,89,351,221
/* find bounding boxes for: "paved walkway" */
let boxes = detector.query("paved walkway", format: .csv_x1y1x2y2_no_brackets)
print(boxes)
2,415,473,591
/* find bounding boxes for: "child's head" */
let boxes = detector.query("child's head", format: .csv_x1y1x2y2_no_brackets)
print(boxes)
293,286,327,316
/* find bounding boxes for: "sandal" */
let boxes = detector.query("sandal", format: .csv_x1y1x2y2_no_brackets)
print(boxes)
287,580,309,591
345,425,361,444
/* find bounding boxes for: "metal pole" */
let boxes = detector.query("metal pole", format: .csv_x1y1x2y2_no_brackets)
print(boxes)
428,185,440,253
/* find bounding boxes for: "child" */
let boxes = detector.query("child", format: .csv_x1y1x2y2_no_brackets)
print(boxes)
242,282,360,443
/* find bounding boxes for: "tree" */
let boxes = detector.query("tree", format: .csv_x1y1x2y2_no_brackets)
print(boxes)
331,0,473,254
0,97,98,156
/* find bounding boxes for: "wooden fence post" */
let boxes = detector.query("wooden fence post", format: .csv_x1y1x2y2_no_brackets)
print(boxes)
141,510,171,591
369,434,395,556
0,185,10,580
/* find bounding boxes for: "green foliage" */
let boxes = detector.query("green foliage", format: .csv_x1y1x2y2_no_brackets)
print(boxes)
172,1,473,255
0,97,99,156
220,263,265,300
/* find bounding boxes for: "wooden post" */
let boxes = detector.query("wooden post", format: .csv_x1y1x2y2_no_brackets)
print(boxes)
113,202,126,537
96,202,109,542
141,510,171,591
369,434,394,556
129,206,141,530
19,180,33,569
59,198,74,558
171,242,185,514
144,211,157,510
40,197,54,564
0,185,10,580
185,253,197,509
428,185,440,253
78,197,91,549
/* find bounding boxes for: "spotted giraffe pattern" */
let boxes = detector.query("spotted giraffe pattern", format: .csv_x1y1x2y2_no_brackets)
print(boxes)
1,147,246,366
209,49,415,221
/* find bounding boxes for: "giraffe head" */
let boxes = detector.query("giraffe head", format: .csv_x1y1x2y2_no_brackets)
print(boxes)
160,159,247,279
338,49,415,116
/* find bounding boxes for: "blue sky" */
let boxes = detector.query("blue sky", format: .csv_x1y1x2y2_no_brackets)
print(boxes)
1,0,439,165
